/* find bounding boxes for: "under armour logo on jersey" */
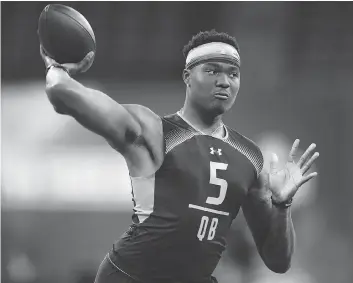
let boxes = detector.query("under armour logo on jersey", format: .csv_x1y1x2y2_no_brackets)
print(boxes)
210,147,222,155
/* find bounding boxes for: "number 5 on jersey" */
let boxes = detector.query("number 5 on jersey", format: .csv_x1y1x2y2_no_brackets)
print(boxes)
206,161,228,205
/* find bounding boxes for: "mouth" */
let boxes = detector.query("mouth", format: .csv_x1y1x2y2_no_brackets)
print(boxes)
214,92,229,100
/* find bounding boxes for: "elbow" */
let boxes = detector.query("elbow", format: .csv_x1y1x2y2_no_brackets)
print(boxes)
267,262,291,274
259,239,294,274
263,257,292,274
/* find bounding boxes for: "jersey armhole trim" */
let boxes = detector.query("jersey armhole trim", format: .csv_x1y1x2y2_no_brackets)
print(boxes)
226,129,264,178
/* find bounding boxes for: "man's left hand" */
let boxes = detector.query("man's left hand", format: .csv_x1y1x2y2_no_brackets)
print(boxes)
266,139,319,203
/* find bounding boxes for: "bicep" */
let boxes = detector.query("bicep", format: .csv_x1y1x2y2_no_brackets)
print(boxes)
47,80,142,151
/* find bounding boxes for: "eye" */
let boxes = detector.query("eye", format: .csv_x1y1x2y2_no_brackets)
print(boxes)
206,70,217,75
229,72,239,78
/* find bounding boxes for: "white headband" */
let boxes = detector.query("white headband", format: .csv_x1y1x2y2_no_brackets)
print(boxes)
185,42,240,69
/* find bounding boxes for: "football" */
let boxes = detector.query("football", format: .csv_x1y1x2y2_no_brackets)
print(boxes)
38,4,96,64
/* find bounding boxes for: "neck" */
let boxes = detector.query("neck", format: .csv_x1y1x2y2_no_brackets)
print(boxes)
179,103,224,135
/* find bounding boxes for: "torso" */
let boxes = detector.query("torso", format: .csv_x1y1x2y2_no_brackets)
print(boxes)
111,107,263,283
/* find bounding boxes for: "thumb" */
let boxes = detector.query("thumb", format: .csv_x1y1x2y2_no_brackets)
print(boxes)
40,45,56,67
269,152,279,174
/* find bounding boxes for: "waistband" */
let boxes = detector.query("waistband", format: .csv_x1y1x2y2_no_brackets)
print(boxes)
108,248,218,283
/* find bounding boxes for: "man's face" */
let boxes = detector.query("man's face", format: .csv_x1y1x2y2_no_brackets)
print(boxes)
185,61,240,115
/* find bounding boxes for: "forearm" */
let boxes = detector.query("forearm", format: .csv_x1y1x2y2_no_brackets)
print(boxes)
261,205,295,273
243,187,295,273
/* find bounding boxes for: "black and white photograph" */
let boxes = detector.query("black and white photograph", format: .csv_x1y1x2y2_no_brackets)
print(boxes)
1,2,352,283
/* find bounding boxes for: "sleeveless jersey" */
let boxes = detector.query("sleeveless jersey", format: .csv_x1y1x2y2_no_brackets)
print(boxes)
110,113,264,283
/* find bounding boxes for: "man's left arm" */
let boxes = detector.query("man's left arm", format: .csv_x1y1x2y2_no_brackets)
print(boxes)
242,177,295,273
242,139,319,273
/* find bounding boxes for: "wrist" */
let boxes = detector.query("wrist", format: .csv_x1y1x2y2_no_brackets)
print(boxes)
271,196,293,209
46,63,69,75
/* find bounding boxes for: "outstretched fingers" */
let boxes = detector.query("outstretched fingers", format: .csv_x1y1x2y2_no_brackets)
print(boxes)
80,51,95,73
288,139,300,163
298,143,316,168
39,45,55,67
298,172,318,187
63,51,95,75
301,152,319,175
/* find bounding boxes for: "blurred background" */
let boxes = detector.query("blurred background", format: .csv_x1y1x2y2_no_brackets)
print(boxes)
1,2,353,283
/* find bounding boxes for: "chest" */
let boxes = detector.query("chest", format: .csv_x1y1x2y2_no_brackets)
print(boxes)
157,135,257,216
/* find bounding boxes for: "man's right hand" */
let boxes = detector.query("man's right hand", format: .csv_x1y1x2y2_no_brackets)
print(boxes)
40,45,95,76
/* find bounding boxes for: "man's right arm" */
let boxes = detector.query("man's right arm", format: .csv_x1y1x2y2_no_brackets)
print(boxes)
45,67,142,153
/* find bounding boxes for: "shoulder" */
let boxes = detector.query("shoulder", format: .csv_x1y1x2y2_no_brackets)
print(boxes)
226,126,264,177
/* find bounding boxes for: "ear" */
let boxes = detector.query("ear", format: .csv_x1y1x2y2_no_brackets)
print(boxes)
182,69,191,87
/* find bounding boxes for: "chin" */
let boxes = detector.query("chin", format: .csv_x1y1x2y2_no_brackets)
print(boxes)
210,101,233,115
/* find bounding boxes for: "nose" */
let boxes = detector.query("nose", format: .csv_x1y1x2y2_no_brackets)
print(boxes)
215,73,230,89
